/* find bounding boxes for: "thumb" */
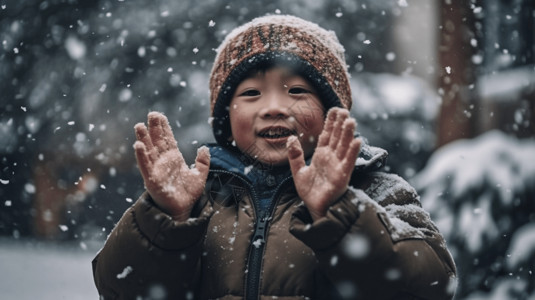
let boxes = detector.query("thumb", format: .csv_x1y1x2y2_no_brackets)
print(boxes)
287,136,306,176
194,146,211,178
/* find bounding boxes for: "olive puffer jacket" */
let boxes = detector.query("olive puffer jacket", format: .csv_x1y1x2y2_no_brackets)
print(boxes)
92,142,457,300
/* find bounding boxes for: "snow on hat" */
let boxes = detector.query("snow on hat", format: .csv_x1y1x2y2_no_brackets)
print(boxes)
209,14,352,147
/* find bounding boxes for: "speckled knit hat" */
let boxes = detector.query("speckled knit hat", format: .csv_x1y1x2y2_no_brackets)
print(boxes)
209,15,352,147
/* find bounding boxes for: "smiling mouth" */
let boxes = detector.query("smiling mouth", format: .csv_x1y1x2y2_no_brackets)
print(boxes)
258,127,297,139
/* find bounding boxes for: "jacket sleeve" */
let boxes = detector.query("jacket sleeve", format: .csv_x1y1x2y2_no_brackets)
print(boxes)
289,173,457,300
92,192,213,300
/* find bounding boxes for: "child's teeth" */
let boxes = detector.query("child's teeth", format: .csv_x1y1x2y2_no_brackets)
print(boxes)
262,128,293,137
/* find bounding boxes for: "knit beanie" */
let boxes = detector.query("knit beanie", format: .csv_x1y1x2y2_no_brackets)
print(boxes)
209,15,352,147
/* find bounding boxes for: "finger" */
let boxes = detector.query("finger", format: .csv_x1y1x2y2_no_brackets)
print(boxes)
343,138,362,172
135,122,158,163
193,146,211,179
133,140,153,183
317,108,338,147
287,135,306,175
148,112,169,153
336,118,356,160
160,113,179,151
328,108,349,149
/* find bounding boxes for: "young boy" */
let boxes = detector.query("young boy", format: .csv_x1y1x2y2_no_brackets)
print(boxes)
92,15,456,300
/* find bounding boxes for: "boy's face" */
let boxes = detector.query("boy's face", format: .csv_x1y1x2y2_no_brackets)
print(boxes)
229,66,325,167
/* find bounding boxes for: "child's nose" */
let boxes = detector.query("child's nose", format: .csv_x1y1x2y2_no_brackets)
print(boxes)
260,94,289,119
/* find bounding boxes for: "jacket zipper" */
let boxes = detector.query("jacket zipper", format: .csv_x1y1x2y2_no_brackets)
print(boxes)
246,211,269,300
210,169,292,300
245,176,292,300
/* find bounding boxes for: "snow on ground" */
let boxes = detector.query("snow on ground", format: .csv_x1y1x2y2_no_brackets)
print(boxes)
0,238,100,300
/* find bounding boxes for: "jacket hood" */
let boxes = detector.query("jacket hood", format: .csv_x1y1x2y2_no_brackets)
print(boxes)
354,133,388,172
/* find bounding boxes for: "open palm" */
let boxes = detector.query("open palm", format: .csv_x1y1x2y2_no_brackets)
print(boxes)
287,108,361,221
134,112,210,221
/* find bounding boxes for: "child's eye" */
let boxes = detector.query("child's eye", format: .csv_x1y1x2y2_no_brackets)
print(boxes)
288,87,310,95
240,89,260,97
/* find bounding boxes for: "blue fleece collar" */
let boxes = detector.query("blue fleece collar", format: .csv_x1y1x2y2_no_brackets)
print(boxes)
207,144,292,188
206,134,389,188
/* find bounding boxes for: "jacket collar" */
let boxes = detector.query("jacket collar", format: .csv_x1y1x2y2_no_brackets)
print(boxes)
206,135,388,181
207,144,292,189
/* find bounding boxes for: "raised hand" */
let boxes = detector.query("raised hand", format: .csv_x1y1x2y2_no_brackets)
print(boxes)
133,112,211,221
287,108,361,221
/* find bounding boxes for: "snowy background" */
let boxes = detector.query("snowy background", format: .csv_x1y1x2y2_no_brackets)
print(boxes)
1,0,534,299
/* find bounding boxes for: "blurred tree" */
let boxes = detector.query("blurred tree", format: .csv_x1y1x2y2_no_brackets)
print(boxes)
436,0,478,146
436,0,535,148
414,131,535,299
430,1,535,298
